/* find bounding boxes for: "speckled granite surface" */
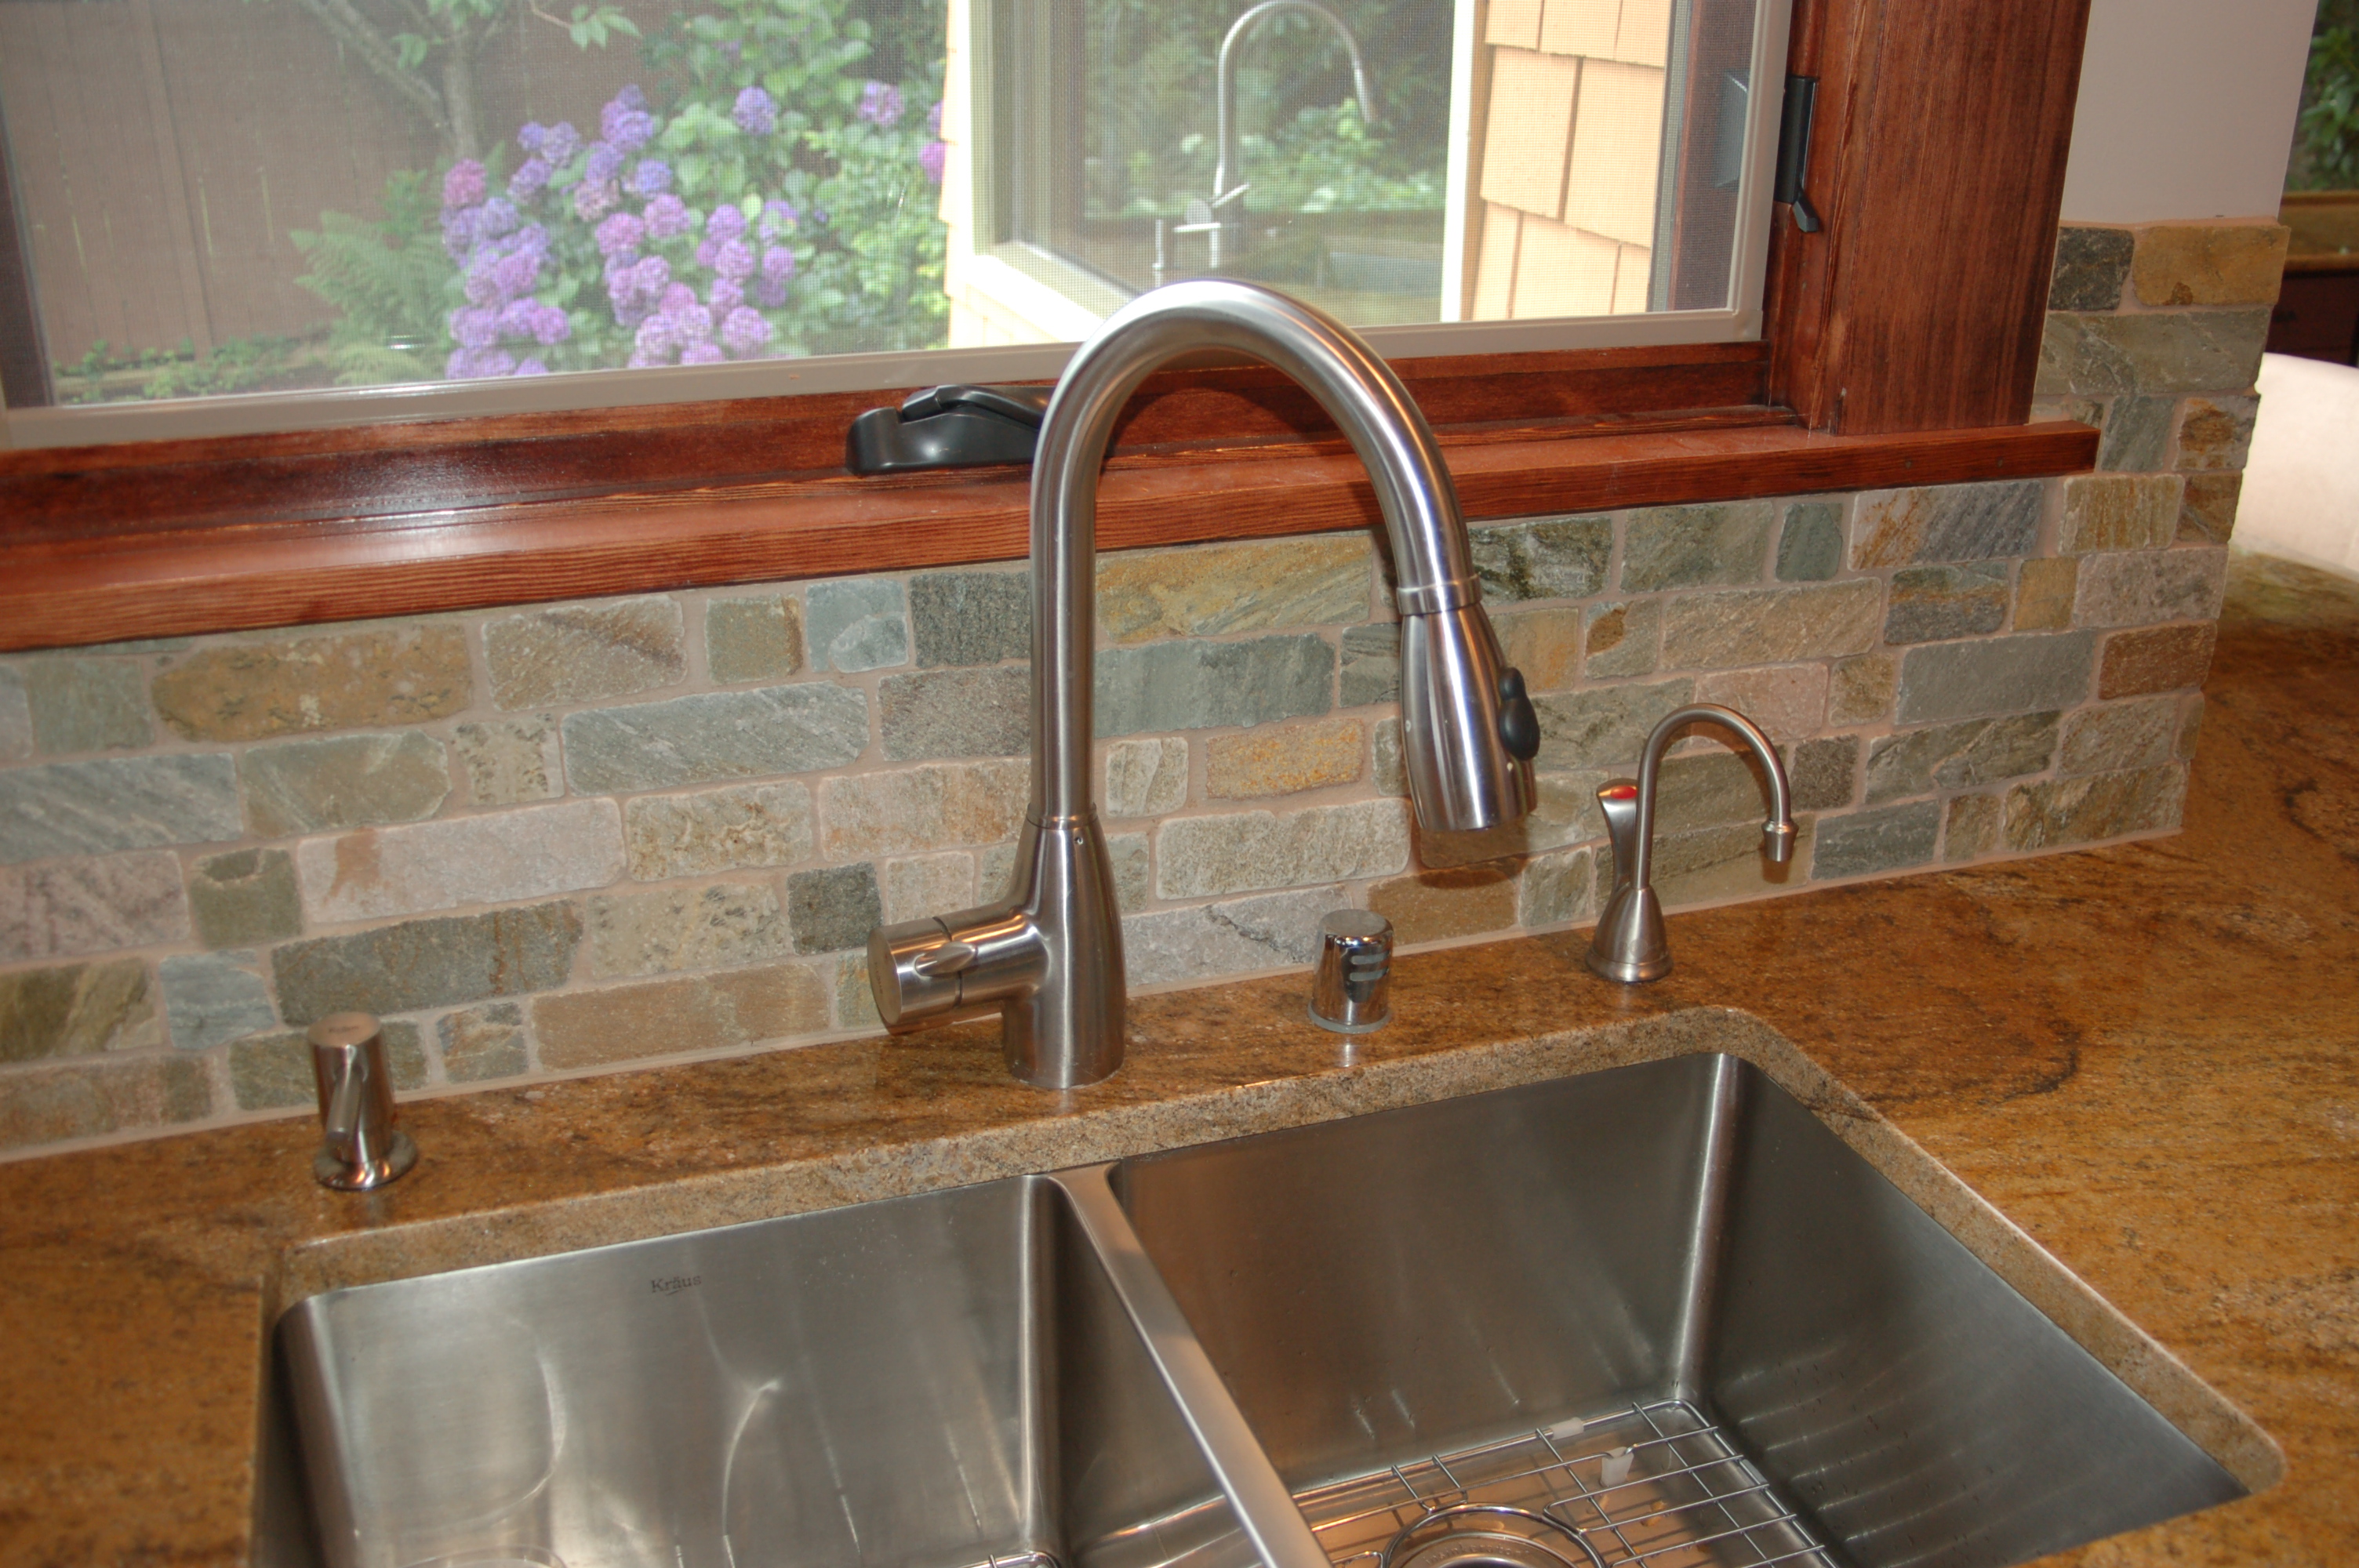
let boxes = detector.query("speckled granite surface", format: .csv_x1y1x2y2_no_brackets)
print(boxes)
2,552,2353,1568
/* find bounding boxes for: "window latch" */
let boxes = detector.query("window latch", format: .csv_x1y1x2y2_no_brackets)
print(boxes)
1775,74,1821,234
845,383,1052,475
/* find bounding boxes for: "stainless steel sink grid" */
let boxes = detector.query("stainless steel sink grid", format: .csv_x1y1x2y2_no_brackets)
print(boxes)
260,1054,2255,1568
1293,1400,1833,1568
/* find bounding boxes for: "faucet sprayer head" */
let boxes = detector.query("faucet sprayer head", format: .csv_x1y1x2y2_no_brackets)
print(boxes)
1398,604,1539,832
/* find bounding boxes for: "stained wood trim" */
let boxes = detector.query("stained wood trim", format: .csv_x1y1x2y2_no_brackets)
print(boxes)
0,419,2097,652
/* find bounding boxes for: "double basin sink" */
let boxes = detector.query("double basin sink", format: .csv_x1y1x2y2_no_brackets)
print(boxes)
259,1053,2255,1568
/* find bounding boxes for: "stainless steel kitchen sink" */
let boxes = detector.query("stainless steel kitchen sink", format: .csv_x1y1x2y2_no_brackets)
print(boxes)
259,1054,2255,1568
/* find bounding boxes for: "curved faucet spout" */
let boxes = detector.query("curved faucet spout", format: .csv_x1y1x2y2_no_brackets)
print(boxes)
1215,0,1379,209
871,280,1536,1089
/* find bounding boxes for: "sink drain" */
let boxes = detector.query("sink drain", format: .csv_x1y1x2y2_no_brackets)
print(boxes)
1383,1505,1603,1568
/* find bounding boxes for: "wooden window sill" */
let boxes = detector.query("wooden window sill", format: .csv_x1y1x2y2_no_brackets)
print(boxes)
0,415,2095,652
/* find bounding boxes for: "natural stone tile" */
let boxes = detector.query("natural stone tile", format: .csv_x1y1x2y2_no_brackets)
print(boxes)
911,570,1031,667
624,782,812,881
1372,718,1405,797
821,760,1028,858
534,964,829,1068
2015,557,2080,631
189,849,301,949
2048,227,2134,310
2004,764,2186,851
1811,802,1941,880
1496,609,1584,692
158,951,275,1051
1659,580,1883,670
0,1053,209,1151
587,881,790,978
2174,394,2259,472
805,579,910,672
1109,833,1150,913
1095,634,1332,737
1774,501,1845,582
0,666,31,763
1098,536,1371,644
786,862,884,953
1883,563,2011,644
1105,737,1188,818
25,659,151,754
1827,655,1896,726
0,960,160,1061
1,851,188,962
835,953,881,1030
1368,866,1518,944
1157,799,1409,900
229,1022,425,1110
2095,395,2175,472
2059,697,2178,777
562,684,868,794
271,901,583,1025
1865,714,2060,804
1651,817,1812,908
2061,474,2183,554
2178,473,2241,545
296,798,624,924
454,717,562,806
1653,750,1784,832
2030,393,2104,430
1582,600,1660,678
485,597,685,710
1469,515,1613,602
2098,622,2217,699
2176,695,2205,761
1943,795,2002,862
2073,549,2229,629
880,666,1030,760
1852,481,2044,568
885,852,976,922
1620,502,1776,592
241,731,452,837
1339,623,1400,707
1206,717,1361,800
0,755,241,863
1519,847,1594,927
1533,678,1696,769
2035,309,2272,398
1415,769,1608,869
1695,665,1829,740
151,625,470,742
706,595,805,684
1789,735,1859,812
2130,223,2291,307
438,1001,529,1082
1122,886,1339,989
1896,633,2095,724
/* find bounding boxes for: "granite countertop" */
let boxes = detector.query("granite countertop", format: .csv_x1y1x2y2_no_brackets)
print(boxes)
4,554,2354,1568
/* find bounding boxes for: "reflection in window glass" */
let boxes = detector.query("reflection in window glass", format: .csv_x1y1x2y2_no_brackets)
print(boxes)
0,0,952,405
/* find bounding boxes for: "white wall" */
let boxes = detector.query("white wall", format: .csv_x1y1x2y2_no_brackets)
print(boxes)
2060,0,2317,223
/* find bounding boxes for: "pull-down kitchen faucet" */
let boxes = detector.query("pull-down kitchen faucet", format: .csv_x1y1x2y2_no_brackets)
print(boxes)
868,279,1538,1087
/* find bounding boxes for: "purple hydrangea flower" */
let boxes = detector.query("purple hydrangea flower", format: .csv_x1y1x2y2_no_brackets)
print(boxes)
660,281,700,316
476,198,520,241
449,307,500,350
584,142,624,187
514,358,550,376
491,249,542,300
541,122,583,168
594,211,646,260
732,86,778,136
754,276,789,310
602,87,656,152
721,306,772,358
508,157,553,201
632,312,682,367
682,341,725,365
440,205,477,263
919,140,946,183
468,347,518,379
643,194,692,238
462,261,503,307
707,276,745,314
857,81,904,128
756,245,795,308
706,204,747,242
713,237,756,282
518,122,548,155
513,223,551,260
634,254,673,296
629,158,672,198
496,298,543,339
530,303,571,345
573,180,619,223
443,160,488,208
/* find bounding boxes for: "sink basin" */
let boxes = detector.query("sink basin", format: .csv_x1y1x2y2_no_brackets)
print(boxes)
260,1052,2259,1568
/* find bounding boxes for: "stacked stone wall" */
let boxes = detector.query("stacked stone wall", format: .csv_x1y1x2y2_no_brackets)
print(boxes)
0,220,2279,1154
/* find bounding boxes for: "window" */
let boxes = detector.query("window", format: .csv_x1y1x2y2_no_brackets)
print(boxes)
0,0,1790,445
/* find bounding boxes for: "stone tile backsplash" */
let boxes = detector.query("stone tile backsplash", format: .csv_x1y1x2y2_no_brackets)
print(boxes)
0,220,2276,1155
